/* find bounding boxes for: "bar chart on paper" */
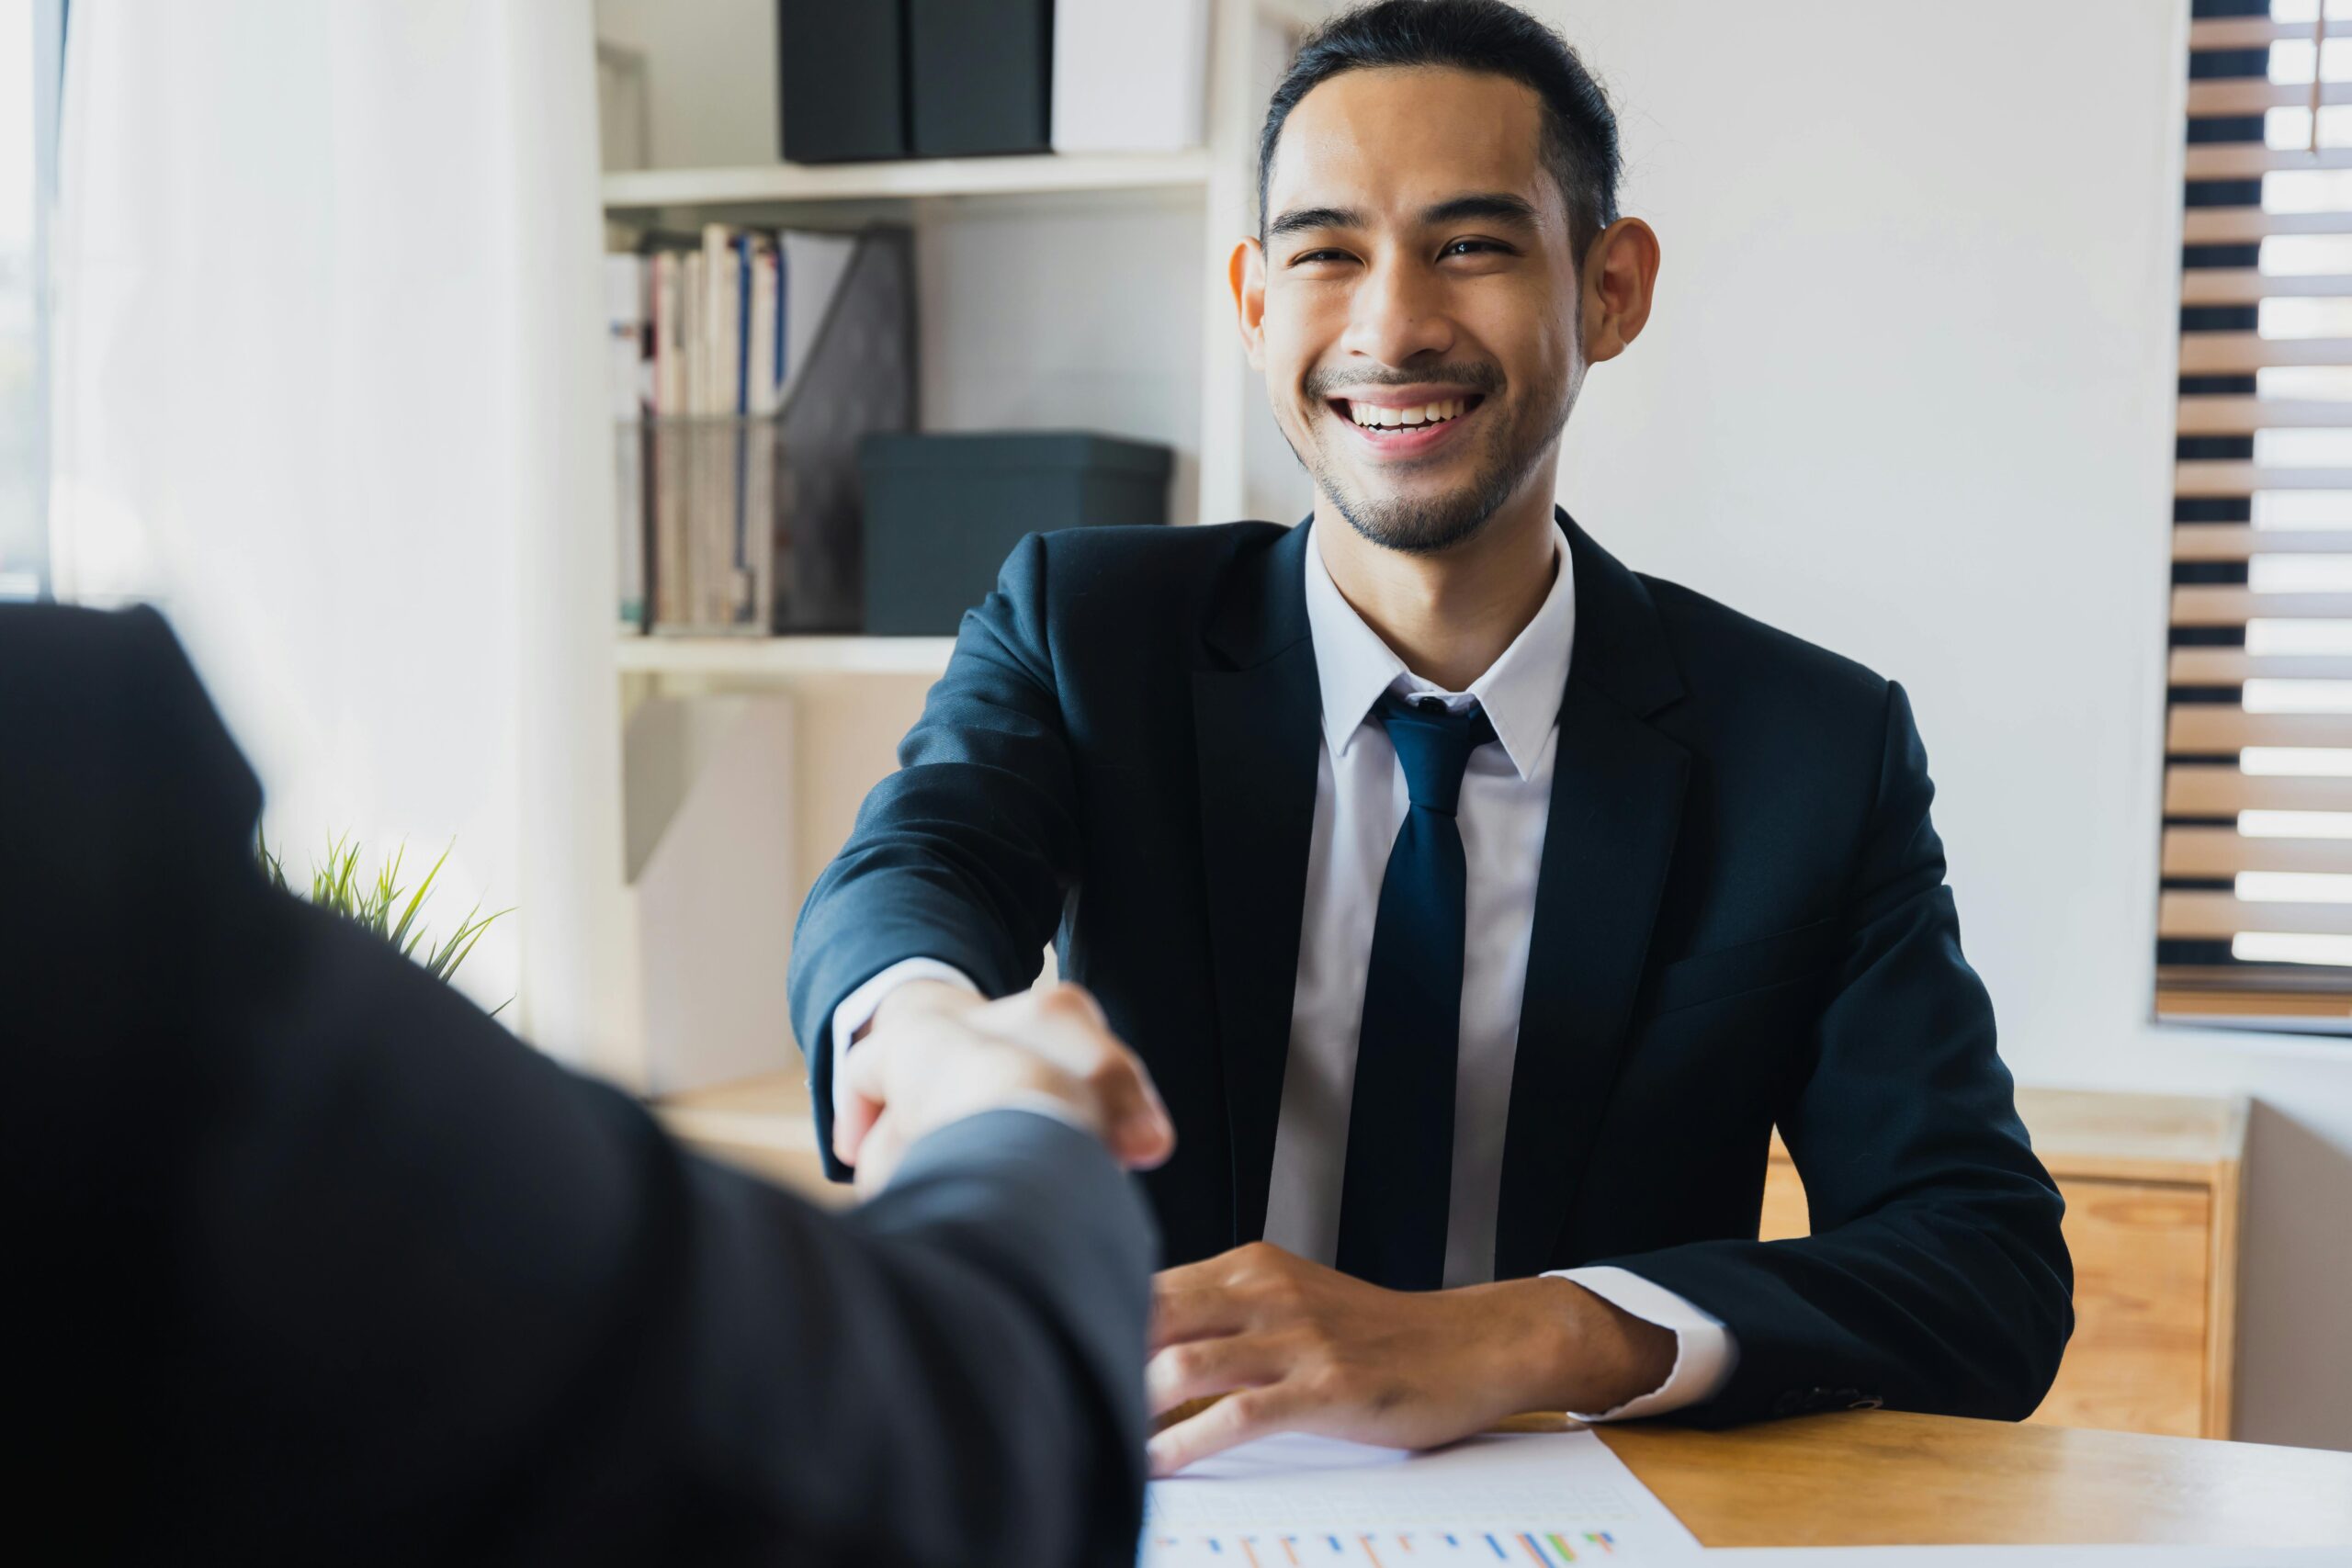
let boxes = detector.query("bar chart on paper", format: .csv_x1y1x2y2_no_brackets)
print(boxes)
1138,1430,1701,1567
1142,1525,1628,1563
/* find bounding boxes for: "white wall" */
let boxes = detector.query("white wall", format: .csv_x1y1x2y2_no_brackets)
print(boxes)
1539,0,2352,1450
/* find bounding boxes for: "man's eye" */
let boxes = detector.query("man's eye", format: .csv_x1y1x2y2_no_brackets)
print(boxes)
1289,241,1503,265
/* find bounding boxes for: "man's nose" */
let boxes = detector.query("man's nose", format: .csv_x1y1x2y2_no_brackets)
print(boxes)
1340,258,1456,367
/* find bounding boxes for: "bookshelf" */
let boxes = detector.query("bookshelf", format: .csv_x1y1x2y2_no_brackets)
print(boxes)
617,635,955,679
592,0,1329,1094
603,149,1216,210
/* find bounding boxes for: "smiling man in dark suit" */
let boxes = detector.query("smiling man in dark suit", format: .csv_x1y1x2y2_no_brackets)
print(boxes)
792,0,2071,1473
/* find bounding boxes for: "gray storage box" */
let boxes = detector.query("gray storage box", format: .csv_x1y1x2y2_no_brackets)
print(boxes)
859,432,1172,635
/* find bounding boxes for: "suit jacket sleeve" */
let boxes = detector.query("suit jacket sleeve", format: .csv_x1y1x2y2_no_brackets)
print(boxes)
788,532,1080,1176
4,604,1155,1567
1591,680,2075,1426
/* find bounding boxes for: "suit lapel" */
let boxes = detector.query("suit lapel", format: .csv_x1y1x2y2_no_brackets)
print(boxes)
1494,513,1691,1280
1194,520,1321,1247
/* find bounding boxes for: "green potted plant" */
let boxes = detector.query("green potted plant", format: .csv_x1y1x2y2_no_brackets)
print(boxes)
257,832,511,1012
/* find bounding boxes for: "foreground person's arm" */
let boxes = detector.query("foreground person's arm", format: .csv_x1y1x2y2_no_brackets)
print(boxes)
3,604,1167,1567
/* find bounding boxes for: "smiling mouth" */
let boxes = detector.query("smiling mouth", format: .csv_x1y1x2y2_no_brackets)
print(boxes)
1328,393,1485,433
1325,393,1487,457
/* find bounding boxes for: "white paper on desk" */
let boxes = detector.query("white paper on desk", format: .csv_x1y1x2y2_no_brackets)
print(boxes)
1702,1550,2346,1565
1141,1428,1703,1563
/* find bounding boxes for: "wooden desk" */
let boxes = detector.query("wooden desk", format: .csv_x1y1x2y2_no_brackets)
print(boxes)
1593,1409,2352,1548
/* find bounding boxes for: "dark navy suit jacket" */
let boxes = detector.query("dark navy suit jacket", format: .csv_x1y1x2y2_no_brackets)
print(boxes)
789,509,2074,1427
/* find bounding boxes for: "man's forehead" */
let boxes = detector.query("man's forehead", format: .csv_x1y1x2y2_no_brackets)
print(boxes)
1267,66,1555,220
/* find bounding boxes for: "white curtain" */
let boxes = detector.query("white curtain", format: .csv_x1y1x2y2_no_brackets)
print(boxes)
48,0,629,1066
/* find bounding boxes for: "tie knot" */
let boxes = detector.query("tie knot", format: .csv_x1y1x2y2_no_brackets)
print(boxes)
1375,691,1496,816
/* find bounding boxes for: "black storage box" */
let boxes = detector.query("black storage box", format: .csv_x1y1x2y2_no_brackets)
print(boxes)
907,0,1053,157
776,0,908,163
860,432,1172,635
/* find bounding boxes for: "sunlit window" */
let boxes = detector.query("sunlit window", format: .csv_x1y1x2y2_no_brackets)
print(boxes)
2165,0,2352,1020
0,0,57,602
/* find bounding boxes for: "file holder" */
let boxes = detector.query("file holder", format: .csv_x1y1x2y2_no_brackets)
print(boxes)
625,223,916,635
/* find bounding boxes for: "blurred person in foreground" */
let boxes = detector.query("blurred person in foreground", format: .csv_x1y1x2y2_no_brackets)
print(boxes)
3,601,1171,1564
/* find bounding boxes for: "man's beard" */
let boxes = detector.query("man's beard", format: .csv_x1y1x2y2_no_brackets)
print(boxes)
1290,366,1569,558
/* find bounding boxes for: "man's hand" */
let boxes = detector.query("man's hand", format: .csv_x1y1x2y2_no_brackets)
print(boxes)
835,981,1175,1197
1145,1243,1676,1475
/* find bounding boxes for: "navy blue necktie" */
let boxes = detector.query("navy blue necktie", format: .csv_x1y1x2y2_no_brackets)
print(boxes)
1333,690,1498,1292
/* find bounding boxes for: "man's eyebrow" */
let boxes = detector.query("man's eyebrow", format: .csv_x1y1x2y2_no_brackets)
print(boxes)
1422,192,1542,231
1264,192,1544,244
1265,205,1362,243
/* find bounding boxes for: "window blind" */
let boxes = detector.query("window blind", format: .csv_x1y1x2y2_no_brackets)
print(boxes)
2164,0,2352,1026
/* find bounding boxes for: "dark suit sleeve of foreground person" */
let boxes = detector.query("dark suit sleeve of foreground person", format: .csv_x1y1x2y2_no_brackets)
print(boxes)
0,604,1156,1568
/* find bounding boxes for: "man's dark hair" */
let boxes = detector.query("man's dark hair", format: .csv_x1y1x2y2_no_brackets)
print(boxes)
1257,0,1621,259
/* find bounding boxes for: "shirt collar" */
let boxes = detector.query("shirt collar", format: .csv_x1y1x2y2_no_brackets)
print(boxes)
1301,513,1577,782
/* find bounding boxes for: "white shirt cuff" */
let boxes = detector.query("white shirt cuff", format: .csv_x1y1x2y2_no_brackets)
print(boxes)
1544,1264,1738,1421
830,958,981,1121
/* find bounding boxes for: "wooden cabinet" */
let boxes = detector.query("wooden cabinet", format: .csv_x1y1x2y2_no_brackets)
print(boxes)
1760,1089,2246,1438
662,1077,2248,1439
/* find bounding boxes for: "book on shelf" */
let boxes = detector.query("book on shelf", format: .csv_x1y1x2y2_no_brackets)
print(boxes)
605,253,649,634
605,222,910,638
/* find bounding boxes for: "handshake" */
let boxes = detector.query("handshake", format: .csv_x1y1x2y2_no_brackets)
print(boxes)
833,977,1177,1192
835,976,1686,1478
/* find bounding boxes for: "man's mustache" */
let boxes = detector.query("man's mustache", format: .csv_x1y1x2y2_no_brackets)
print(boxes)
1304,364,1504,400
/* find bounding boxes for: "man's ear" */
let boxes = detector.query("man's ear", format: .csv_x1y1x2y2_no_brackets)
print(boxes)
1230,236,1267,372
1581,217,1660,367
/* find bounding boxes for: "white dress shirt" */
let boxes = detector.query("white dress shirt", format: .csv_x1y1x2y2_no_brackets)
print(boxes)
833,519,1736,1421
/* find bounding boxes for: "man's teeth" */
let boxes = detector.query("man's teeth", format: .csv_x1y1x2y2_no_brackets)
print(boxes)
1347,397,1471,429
